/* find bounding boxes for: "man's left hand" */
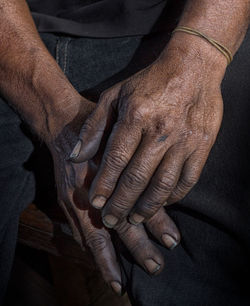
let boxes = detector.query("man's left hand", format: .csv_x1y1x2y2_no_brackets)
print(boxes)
70,36,226,228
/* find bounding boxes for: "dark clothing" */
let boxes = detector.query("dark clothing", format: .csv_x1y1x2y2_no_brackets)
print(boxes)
0,32,144,303
27,0,169,37
119,29,250,305
1,26,250,305
0,102,35,299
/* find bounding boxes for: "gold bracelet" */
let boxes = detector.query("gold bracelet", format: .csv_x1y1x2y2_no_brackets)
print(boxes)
172,26,233,65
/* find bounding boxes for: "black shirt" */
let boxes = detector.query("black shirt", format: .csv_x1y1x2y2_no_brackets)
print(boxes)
27,0,169,38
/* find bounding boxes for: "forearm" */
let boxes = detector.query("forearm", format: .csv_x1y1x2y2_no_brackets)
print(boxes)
163,0,250,70
0,0,82,142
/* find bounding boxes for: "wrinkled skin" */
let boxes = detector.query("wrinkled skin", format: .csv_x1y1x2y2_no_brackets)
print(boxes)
48,98,181,295
1,0,249,298
70,39,225,228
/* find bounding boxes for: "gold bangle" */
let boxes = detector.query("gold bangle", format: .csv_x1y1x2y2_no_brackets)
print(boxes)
172,26,233,65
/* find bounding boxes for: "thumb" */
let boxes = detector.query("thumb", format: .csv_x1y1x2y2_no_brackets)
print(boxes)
69,91,116,163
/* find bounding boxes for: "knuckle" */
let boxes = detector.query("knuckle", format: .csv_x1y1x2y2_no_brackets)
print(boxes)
96,176,114,191
103,149,128,171
124,103,146,126
179,129,193,140
85,232,108,253
81,116,97,131
194,128,213,143
198,132,214,148
169,188,184,203
99,91,108,102
137,200,161,217
180,176,198,190
133,106,146,121
154,172,176,192
115,220,130,235
100,85,120,103
122,169,148,190
201,132,211,141
108,199,128,215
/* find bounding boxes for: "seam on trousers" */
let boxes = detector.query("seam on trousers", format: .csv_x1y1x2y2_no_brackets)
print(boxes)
56,38,60,64
63,39,71,74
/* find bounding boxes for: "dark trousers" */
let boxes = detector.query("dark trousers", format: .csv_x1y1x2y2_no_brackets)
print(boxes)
1,29,250,305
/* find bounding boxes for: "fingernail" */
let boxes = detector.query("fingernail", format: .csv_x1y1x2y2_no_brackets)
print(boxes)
162,234,178,250
92,196,107,209
129,213,144,225
102,215,118,228
144,259,161,274
110,281,122,296
163,201,168,207
69,140,82,159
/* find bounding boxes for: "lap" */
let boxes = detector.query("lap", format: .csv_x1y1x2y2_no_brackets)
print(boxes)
0,99,35,230
0,99,35,302
0,27,250,305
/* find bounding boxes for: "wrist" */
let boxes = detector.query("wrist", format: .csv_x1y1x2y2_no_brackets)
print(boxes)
159,32,227,79
0,47,88,145
41,91,83,145
23,50,84,143
171,0,250,65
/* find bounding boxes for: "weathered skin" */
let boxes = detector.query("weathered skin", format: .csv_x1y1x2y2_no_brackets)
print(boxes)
49,99,181,293
70,1,250,229
0,0,181,295
0,0,250,296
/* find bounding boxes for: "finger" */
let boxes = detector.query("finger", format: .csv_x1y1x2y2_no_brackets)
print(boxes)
101,134,172,228
114,220,164,275
145,207,181,250
168,149,208,205
69,89,119,163
89,121,142,209
65,191,123,295
84,228,123,295
59,199,84,248
130,147,186,223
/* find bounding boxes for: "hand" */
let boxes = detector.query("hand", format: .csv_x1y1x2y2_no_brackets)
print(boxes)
70,36,226,228
47,96,181,295
0,0,179,291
